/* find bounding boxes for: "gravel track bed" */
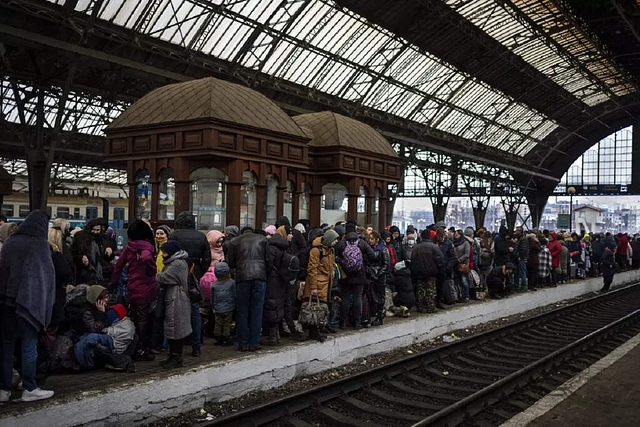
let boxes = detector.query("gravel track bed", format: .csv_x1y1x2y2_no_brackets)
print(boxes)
148,289,603,426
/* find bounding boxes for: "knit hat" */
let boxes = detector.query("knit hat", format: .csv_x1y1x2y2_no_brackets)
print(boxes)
345,224,357,234
464,227,474,238
321,229,340,247
435,220,446,229
156,225,172,237
294,223,306,234
214,262,230,279
421,229,431,240
264,225,277,236
86,285,107,305
107,309,120,324
111,304,127,320
334,225,346,237
161,240,181,256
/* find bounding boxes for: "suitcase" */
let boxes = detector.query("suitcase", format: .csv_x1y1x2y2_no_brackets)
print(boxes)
569,262,577,279
443,278,459,304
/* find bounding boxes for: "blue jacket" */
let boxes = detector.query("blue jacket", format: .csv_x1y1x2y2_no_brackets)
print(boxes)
75,333,114,369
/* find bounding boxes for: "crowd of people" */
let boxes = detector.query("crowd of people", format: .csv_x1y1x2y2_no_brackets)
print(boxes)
0,210,638,403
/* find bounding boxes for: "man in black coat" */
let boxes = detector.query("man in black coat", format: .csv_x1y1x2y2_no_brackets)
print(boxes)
228,230,272,351
169,211,211,357
85,218,116,285
412,230,445,313
434,227,455,307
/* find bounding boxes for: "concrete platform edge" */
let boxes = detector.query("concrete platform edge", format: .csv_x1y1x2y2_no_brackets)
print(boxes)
2,270,639,427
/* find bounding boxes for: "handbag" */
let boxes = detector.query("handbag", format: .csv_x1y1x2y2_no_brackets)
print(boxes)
298,295,329,327
187,272,204,304
455,247,471,274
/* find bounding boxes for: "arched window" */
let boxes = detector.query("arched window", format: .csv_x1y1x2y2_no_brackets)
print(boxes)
190,168,226,230
299,182,310,221
322,183,347,225
241,171,257,229
264,174,278,227
135,169,151,220
158,168,175,220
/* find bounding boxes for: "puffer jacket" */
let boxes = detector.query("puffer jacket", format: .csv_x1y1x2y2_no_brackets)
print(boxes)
303,236,335,302
111,239,158,304
103,317,136,355
367,242,390,285
263,234,293,325
169,212,211,280
206,229,226,265
228,232,272,283
411,240,445,280
156,250,192,340
548,232,562,268
387,266,415,309
212,279,236,313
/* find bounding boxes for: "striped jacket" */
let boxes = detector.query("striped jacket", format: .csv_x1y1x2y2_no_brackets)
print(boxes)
538,246,552,278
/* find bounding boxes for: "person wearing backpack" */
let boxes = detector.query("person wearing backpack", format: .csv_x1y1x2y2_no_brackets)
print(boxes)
336,225,376,329
263,232,299,345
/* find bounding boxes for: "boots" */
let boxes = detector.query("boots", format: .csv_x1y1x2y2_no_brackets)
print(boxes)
279,322,291,337
261,326,279,346
162,340,184,369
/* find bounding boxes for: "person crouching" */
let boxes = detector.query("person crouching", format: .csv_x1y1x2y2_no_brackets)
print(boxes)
211,262,235,345
156,241,192,369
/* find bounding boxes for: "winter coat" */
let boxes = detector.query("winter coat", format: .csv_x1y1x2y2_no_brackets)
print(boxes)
303,236,335,302
560,243,569,267
568,240,582,263
367,242,390,286
0,210,55,330
206,230,226,265
591,239,605,262
387,267,415,309
389,238,404,263
603,235,617,252
73,238,103,285
478,238,494,269
212,278,236,314
228,232,272,283
222,225,239,261
437,237,457,277
170,212,211,280
454,236,470,266
493,226,511,266
81,303,110,336
263,234,295,325
51,249,72,326
402,241,416,265
486,265,507,295
103,317,135,355
517,234,529,261
548,233,562,268
411,240,445,280
617,234,629,256
156,250,192,340
111,240,158,304
601,249,616,280
528,239,542,269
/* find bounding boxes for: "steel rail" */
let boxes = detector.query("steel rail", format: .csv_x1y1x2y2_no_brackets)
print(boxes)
197,283,640,427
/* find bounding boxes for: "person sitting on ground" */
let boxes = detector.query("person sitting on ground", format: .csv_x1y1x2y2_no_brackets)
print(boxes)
486,263,515,299
211,262,236,346
386,261,414,317
104,304,136,356
81,285,110,336
156,241,192,369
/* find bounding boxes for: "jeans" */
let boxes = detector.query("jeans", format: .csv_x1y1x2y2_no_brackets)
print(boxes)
236,280,266,347
0,306,38,392
516,259,528,289
459,273,470,299
340,282,364,326
190,302,202,350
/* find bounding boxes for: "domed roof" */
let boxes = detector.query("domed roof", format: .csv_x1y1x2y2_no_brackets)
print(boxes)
106,78,307,138
292,111,398,157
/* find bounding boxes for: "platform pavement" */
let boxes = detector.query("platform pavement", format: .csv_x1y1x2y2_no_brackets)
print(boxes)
1,269,639,427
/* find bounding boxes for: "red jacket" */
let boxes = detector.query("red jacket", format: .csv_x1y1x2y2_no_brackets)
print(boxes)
111,239,158,304
548,233,562,268
617,233,629,256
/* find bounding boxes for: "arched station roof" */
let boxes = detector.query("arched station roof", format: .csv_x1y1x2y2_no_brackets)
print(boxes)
1,0,639,189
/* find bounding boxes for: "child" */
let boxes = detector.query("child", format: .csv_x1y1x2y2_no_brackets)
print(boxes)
538,238,554,287
211,262,235,345
104,304,136,355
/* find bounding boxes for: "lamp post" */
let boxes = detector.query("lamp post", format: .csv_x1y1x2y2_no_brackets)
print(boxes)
568,186,576,233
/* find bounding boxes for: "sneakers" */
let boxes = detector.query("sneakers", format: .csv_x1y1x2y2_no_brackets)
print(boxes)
21,388,54,402
0,390,10,403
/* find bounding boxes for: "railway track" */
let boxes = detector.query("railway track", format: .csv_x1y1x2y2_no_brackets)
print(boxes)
200,284,640,427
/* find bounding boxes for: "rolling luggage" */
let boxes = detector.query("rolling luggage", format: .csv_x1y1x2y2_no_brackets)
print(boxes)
569,262,577,279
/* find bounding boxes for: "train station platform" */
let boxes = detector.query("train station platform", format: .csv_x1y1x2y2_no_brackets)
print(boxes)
502,327,640,427
2,270,640,427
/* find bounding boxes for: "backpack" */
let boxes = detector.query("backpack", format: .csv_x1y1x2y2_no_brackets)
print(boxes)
279,252,300,283
343,240,363,273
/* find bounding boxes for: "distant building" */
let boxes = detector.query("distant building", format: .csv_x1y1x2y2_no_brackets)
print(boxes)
574,204,603,234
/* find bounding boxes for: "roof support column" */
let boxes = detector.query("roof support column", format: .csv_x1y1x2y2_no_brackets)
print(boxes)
501,196,520,233
226,159,244,228
631,123,640,194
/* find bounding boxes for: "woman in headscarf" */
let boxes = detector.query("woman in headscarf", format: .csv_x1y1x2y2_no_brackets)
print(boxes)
111,219,157,361
155,225,172,272
0,210,55,402
303,229,339,342
206,230,226,265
